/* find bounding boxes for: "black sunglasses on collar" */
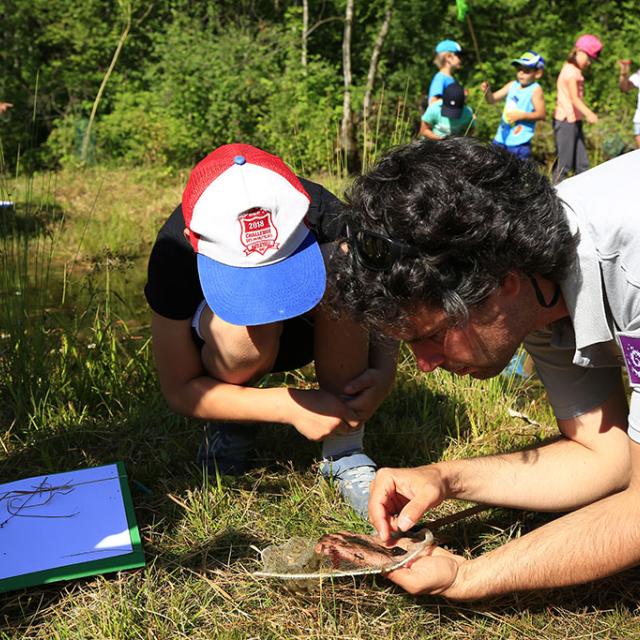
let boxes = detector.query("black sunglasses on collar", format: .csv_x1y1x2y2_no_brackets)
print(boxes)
346,224,421,271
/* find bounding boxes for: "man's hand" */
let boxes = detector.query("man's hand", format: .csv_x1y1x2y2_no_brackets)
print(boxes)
369,465,449,542
288,388,360,442
386,545,466,596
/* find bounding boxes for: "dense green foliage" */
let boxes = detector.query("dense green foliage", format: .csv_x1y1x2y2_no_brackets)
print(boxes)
2,0,640,172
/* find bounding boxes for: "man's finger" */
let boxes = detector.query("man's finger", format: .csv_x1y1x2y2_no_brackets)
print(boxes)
369,479,398,541
396,493,436,532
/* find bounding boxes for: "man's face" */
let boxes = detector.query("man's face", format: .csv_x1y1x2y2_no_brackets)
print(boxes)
391,288,531,379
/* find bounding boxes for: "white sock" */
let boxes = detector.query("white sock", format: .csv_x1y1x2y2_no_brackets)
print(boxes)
322,425,365,459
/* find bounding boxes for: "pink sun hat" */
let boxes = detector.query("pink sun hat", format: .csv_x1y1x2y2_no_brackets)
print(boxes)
575,34,603,60
181,143,326,326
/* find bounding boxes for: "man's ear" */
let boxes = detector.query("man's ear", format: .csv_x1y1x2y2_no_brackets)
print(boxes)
500,271,522,298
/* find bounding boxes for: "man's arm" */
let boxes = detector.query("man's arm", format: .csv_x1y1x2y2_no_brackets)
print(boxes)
443,439,640,598
151,312,358,441
370,383,635,597
386,437,640,599
371,380,631,539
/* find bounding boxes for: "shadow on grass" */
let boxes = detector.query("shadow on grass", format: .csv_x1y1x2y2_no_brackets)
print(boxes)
155,527,267,574
366,382,473,468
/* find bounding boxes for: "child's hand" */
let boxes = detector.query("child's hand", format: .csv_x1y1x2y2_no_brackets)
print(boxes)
480,81,490,93
504,109,523,125
288,388,361,441
342,365,396,422
586,112,598,125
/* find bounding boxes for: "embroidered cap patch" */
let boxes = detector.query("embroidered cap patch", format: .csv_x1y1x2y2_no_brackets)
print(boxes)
239,208,279,256
619,334,640,385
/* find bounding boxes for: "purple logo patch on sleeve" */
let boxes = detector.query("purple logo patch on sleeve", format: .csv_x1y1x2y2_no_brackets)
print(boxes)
619,334,640,385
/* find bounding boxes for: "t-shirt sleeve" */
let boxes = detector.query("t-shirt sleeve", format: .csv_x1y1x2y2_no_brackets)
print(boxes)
428,74,445,101
524,327,622,423
144,205,204,320
630,70,640,89
423,103,439,124
298,177,345,244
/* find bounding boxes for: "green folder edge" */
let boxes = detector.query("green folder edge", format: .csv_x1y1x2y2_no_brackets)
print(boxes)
0,461,145,593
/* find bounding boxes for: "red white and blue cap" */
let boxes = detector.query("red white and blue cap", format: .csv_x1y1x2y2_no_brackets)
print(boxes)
182,143,326,326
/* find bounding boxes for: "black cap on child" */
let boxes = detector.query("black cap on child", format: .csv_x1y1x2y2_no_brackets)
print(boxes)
441,83,465,119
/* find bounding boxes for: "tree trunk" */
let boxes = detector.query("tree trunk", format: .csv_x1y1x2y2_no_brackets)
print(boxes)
301,0,308,71
362,0,393,130
340,0,360,173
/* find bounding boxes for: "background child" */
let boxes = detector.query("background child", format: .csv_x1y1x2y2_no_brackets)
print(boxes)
553,34,602,181
481,50,546,160
427,39,464,105
420,82,474,139
618,58,640,148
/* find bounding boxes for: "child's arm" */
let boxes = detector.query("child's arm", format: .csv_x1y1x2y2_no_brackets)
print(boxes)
419,104,444,139
419,120,443,140
618,60,635,92
480,81,512,104
505,85,546,124
151,312,359,442
567,75,598,124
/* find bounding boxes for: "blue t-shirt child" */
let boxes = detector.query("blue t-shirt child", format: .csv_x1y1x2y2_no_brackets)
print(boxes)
494,81,540,147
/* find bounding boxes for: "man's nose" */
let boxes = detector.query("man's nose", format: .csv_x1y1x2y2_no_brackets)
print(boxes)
411,343,445,373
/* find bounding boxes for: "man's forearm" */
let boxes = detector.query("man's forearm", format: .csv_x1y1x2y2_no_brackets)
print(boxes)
445,482,640,600
435,432,630,512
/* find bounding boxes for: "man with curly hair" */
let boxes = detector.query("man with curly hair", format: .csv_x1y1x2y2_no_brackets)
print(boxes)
329,137,640,599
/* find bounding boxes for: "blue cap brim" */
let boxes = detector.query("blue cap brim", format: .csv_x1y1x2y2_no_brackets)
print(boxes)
197,231,326,326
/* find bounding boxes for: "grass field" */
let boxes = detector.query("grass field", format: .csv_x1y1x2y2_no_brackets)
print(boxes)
1,166,640,639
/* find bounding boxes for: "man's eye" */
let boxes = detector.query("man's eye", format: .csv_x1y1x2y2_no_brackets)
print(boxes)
431,330,446,345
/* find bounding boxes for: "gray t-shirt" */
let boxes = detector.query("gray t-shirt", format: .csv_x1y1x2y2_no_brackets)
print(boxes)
523,150,640,442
